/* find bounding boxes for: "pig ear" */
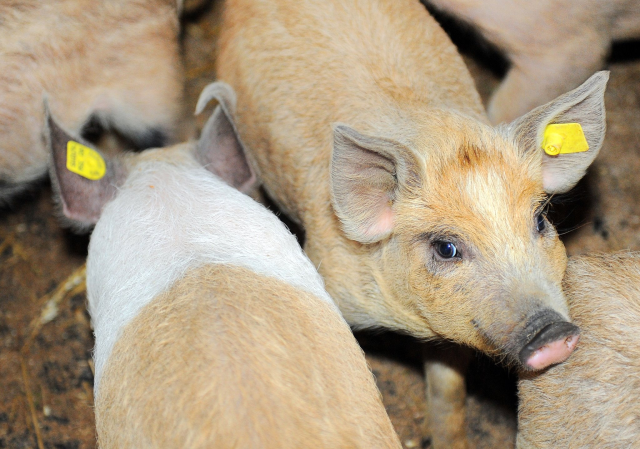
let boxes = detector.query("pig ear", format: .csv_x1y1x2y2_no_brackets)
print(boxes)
507,71,609,194
194,82,257,193
331,124,420,243
45,101,126,230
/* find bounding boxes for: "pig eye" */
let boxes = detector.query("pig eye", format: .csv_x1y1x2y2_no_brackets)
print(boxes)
434,241,458,259
535,213,546,233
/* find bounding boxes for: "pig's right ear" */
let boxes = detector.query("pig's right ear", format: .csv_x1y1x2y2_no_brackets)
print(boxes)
45,102,126,230
331,125,420,244
507,71,608,194
194,82,257,193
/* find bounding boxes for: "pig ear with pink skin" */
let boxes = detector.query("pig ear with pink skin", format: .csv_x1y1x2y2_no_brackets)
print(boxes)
195,82,257,193
507,71,609,194
45,101,127,231
331,125,420,243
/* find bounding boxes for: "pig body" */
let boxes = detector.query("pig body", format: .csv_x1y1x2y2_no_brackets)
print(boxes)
427,0,640,123
0,0,183,202
217,0,607,446
47,82,401,449
517,252,640,449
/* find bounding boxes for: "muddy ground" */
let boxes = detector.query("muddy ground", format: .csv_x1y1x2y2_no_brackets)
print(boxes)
1,1,639,448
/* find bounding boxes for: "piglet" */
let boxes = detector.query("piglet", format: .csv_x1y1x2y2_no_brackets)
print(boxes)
46,82,401,449
517,252,640,448
217,0,609,445
0,0,183,203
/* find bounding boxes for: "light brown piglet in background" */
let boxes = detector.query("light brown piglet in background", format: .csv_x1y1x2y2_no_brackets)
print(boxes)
217,0,608,447
46,82,401,449
427,0,640,123
518,252,640,449
0,0,183,202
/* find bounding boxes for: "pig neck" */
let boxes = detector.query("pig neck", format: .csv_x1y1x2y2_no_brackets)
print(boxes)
86,157,337,390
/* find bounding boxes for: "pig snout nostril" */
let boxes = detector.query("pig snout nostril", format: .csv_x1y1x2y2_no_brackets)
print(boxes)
519,321,580,370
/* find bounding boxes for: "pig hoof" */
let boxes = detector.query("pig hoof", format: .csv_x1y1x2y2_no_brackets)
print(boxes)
520,322,580,370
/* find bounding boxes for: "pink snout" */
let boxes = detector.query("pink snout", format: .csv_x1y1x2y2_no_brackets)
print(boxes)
519,321,581,370
525,333,580,370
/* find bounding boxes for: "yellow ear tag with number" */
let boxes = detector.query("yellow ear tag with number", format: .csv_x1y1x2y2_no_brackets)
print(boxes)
542,123,589,156
66,141,106,180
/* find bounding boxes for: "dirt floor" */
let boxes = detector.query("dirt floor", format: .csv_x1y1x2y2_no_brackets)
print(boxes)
1,1,639,448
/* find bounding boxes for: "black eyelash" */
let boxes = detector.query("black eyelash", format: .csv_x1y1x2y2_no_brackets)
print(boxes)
534,195,553,217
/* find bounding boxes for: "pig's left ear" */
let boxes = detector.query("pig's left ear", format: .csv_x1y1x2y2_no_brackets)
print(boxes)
45,101,126,230
507,71,608,194
194,82,257,193
331,124,421,244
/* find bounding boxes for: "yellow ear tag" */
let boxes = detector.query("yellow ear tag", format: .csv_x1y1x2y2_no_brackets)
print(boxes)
66,141,106,180
542,123,589,156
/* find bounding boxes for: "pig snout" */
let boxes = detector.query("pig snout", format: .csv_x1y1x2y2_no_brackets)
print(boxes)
518,311,580,371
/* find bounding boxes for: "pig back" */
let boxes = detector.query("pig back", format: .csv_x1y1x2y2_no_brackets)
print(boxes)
95,263,401,449
517,253,640,448
217,0,485,225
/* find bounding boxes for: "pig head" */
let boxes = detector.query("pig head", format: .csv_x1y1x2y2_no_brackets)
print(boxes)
328,72,608,370
45,81,255,232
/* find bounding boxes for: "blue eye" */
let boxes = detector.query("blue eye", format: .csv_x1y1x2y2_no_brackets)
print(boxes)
435,241,458,259
536,213,546,233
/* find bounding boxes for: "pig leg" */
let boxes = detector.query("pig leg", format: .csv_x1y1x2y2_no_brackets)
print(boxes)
424,345,472,449
488,36,609,124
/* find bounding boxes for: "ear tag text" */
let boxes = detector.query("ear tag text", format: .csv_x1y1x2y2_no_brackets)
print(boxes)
542,123,589,156
66,141,106,180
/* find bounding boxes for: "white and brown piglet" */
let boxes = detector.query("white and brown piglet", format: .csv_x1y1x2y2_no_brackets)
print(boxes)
0,0,183,203
217,0,608,446
517,252,640,449
46,82,401,449
428,0,640,123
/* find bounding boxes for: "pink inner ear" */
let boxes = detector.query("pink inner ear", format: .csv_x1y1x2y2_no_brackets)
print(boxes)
542,165,576,194
542,170,558,193
362,199,395,240
62,201,100,226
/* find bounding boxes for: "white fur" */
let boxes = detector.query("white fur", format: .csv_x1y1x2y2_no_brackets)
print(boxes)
87,156,337,389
